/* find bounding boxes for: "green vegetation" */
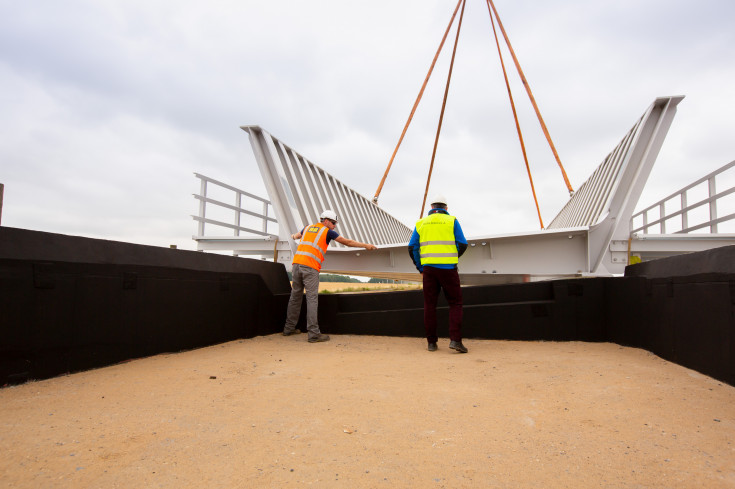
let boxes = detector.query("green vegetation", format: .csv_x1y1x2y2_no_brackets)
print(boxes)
319,274,363,283
368,277,392,283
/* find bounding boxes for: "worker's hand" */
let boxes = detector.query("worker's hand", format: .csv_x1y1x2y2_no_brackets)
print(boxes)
365,244,377,250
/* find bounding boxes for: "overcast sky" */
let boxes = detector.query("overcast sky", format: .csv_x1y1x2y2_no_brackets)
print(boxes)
2,0,734,250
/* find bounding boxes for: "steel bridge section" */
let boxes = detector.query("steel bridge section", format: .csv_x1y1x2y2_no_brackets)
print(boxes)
318,227,591,284
256,96,681,280
194,95,735,283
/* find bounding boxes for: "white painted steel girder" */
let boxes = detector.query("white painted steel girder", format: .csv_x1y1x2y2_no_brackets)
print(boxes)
319,227,591,284
548,96,684,275
548,97,682,230
196,228,591,284
241,125,412,250
629,233,735,261
225,96,725,283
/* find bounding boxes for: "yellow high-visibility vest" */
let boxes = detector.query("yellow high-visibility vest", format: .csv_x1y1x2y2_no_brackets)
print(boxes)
416,213,458,265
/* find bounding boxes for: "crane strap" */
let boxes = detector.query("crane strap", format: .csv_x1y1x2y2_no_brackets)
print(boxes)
372,0,464,205
375,0,573,229
487,0,574,196
420,0,468,218
485,0,544,228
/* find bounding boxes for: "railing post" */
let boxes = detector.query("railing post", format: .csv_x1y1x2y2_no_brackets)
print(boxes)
262,201,268,234
0,183,4,226
709,177,718,233
681,191,688,232
235,192,242,237
198,177,207,237
659,203,666,234
642,211,648,235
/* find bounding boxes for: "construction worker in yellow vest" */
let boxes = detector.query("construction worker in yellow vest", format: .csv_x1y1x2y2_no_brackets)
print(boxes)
408,194,469,353
283,210,377,342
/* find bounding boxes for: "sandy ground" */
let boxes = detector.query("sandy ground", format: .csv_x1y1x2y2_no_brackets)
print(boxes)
1,335,734,488
318,282,421,293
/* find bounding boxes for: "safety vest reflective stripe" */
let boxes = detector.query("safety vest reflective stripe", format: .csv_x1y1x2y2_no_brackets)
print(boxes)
419,240,456,246
295,249,323,262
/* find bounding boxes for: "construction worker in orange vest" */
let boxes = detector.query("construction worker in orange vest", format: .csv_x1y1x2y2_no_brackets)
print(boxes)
283,210,377,342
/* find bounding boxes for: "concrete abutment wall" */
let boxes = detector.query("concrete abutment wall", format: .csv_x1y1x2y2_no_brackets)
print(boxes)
1,227,733,386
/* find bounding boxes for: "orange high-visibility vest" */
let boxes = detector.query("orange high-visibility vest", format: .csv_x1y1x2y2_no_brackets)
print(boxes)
293,223,330,271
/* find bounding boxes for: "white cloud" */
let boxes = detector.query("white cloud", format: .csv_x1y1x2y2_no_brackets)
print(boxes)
1,0,734,248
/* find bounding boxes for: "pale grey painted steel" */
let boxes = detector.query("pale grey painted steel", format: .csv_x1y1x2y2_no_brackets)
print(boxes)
193,96,735,283
319,227,591,285
241,125,411,247
629,234,735,262
548,107,649,229
627,158,735,262
586,96,685,273
631,159,735,235
544,96,686,273
192,173,278,239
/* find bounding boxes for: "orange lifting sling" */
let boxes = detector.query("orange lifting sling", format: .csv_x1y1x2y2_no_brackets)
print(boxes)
373,0,574,229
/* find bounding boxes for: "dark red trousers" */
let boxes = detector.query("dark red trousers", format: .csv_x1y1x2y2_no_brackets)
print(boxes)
422,265,463,343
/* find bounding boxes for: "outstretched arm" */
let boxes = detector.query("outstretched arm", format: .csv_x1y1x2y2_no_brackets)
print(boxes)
335,236,377,250
290,227,306,241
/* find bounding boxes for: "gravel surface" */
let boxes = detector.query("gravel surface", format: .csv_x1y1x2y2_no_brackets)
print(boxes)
2,334,734,488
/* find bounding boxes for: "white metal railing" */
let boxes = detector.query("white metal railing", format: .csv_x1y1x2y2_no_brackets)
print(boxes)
631,160,735,235
192,173,278,238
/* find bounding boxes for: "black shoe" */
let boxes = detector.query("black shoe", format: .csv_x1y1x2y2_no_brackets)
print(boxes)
283,329,302,336
449,340,468,353
427,342,438,352
308,334,330,343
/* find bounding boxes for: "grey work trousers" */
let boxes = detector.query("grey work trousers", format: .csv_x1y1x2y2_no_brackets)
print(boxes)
284,263,322,339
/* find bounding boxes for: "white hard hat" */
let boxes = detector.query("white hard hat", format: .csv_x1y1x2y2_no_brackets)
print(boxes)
320,209,338,221
431,194,448,206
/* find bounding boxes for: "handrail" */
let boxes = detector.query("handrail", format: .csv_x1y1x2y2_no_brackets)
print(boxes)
192,173,277,238
631,160,735,234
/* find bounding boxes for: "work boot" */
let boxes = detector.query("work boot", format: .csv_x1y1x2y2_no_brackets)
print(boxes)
449,340,468,353
427,342,438,352
308,334,330,343
282,329,302,336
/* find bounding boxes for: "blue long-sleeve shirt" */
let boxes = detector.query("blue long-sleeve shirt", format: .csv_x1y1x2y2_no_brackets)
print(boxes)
408,208,468,272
